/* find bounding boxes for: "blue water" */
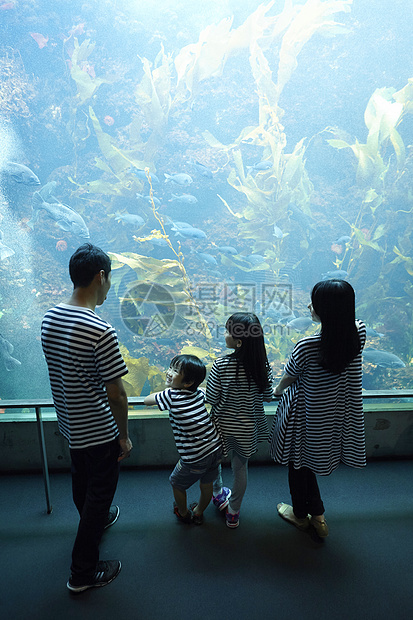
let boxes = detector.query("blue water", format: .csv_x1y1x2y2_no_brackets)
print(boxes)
0,0,412,399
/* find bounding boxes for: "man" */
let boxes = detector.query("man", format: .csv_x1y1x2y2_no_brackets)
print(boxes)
41,243,133,593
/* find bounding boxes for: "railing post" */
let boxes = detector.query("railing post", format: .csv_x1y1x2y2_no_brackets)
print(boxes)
35,406,52,514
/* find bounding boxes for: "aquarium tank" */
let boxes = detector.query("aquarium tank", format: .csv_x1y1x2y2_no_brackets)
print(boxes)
1,0,412,401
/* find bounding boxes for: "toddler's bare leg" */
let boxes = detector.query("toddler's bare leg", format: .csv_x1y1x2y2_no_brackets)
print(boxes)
173,487,188,516
193,481,213,515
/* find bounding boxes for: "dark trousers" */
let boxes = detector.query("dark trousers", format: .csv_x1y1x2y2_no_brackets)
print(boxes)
70,438,120,582
288,462,325,519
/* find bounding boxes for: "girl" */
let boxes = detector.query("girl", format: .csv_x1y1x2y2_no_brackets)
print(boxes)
270,279,366,537
206,312,273,528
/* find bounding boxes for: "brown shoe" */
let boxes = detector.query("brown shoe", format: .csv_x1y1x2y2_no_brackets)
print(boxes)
310,516,329,537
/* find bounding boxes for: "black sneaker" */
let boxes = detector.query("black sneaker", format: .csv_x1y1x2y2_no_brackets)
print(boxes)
189,502,204,525
67,560,121,593
104,505,120,530
173,502,192,524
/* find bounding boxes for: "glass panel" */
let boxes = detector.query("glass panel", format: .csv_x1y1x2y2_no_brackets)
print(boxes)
1,1,412,406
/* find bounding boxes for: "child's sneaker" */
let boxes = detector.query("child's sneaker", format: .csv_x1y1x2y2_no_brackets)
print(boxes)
225,509,240,528
212,487,231,511
173,503,192,524
189,502,203,525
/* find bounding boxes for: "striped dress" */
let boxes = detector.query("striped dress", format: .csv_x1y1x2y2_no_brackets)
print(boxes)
155,388,222,463
41,303,128,450
205,355,273,458
269,321,366,475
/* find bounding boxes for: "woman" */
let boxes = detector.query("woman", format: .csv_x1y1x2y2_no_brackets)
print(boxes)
269,279,366,537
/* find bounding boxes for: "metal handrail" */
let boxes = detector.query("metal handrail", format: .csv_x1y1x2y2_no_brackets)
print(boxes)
1,390,413,515
2,389,413,411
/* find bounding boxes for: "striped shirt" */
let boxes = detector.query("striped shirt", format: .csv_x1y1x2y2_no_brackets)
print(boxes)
205,355,274,458
41,303,128,450
269,321,366,475
155,388,221,463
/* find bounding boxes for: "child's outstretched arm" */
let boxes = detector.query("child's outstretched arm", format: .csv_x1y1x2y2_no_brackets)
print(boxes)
144,393,159,406
274,373,298,396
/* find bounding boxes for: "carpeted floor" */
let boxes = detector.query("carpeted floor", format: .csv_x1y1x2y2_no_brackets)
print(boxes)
1,460,412,620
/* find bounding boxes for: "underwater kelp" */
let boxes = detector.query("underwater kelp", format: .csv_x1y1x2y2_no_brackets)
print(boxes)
326,77,413,366
67,38,113,106
173,2,279,104
60,0,358,378
135,45,173,162
203,0,353,272
109,248,213,341
119,345,165,396
326,79,413,275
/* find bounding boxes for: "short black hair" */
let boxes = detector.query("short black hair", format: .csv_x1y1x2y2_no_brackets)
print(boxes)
170,354,206,391
69,243,111,288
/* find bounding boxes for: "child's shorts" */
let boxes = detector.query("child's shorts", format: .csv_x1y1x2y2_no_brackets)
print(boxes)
169,449,222,491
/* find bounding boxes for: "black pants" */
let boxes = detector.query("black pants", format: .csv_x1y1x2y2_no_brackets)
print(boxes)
288,462,325,519
70,438,120,582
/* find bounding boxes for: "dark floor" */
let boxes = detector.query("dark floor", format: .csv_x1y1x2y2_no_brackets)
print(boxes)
1,460,413,620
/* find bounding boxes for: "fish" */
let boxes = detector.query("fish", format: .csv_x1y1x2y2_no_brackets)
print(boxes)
2,162,41,185
288,203,319,239
114,212,145,227
164,173,193,186
334,235,351,245
136,193,161,206
246,254,266,265
286,316,314,332
0,333,22,371
321,270,348,280
187,160,213,179
247,161,273,173
166,219,193,229
130,168,160,184
265,305,296,323
197,252,218,266
150,237,169,247
38,181,58,202
365,327,385,338
273,224,287,239
168,194,198,205
28,192,90,238
363,348,405,368
217,246,238,255
0,231,14,260
171,223,207,239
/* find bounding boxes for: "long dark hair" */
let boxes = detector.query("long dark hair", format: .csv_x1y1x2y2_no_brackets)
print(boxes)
311,279,361,374
226,313,271,393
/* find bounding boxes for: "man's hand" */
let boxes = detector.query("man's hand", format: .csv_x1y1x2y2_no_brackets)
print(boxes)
118,436,133,461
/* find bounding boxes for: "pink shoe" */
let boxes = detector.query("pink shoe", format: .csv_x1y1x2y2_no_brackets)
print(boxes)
225,509,240,528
